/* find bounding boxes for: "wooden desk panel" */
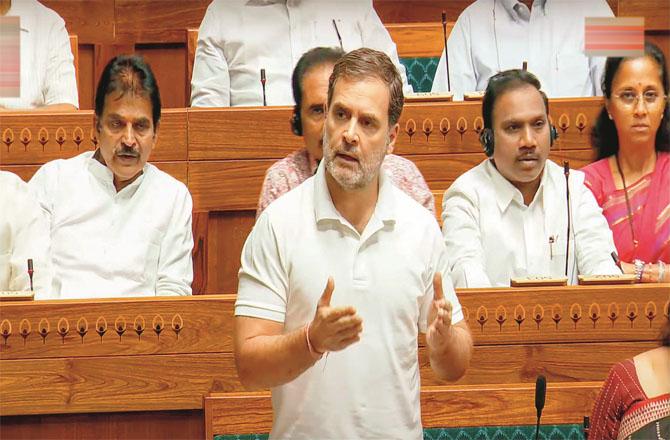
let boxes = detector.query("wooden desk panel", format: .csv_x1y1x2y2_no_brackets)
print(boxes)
204,382,602,436
188,107,300,161
1,109,187,165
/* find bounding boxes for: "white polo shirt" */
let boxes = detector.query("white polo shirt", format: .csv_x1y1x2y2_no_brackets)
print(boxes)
237,162,463,440
0,0,78,109
441,159,620,287
0,171,51,295
29,152,193,299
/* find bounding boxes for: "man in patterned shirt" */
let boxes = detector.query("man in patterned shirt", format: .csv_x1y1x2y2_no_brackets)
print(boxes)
257,47,434,216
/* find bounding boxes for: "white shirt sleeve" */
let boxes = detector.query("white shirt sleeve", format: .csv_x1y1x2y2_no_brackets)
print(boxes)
155,186,194,296
236,211,289,323
573,177,621,276
0,173,52,296
190,1,231,107
441,184,492,288
43,13,78,108
432,14,474,100
360,5,413,94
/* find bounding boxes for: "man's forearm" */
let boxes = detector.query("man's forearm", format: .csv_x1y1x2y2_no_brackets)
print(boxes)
428,321,473,381
235,325,318,390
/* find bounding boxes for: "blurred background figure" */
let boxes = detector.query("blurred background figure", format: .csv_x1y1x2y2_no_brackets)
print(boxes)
0,0,78,111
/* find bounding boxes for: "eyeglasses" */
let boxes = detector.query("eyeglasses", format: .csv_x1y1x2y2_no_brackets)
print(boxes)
613,90,667,107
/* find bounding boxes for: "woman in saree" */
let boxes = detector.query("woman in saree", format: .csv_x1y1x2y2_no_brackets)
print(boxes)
582,42,670,282
589,317,669,439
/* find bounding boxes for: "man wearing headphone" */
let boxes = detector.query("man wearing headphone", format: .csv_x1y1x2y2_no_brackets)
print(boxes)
441,69,620,287
257,47,434,216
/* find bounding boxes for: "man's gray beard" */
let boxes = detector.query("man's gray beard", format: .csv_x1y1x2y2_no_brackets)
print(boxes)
322,132,387,191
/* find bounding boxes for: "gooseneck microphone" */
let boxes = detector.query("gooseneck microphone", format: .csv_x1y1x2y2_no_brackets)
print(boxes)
27,259,34,292
535,375,547,440
260,68,267,106
441,11,451,91
563,161,571,278
332,19,343,50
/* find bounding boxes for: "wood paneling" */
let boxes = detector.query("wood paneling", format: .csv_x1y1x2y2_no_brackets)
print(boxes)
0,109,187,165
2,410,203,440
41,0,116,45
618,0,670,31
136,44,188,109
188,107,300,161
188,159,272,211
204,382,602,436
205,212,256,295
114,1,210,44
386,22,453,58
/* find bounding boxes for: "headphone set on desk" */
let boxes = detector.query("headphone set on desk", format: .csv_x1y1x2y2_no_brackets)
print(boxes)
479,124,558,157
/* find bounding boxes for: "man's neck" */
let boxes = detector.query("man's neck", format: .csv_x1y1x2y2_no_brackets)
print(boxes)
325,172,378,235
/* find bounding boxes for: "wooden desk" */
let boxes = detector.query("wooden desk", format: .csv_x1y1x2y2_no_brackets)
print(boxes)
200,283,669,437
1,285,666,438
0,98,603,293
0,295,237,439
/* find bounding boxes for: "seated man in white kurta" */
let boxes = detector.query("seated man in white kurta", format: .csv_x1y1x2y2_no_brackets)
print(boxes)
29,55,193,299
235,48,473,440
0,171,51,295
441,69,620,288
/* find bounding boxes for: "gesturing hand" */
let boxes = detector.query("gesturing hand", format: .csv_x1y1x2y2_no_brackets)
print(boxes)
426,272,453,352
308,277,363,354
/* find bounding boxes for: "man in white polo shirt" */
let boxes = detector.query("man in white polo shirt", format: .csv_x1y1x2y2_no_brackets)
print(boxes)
29,55,193,299
235,48,473,439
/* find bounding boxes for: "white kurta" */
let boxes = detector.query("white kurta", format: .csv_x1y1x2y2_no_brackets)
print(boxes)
29,152,193,299
237,162,463,440
441,160,621,287
0,171,51,295
0,0,78,109
432,0,613,99
190,0,412,107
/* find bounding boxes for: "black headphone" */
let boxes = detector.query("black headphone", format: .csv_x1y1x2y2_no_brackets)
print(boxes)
290,107,302,136
480,124,558,157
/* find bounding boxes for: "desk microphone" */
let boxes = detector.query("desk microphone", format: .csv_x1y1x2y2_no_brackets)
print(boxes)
535,375,547,440
441,11,451,92
27,258,34,292
563,161,571,278
260,68,267,106
522,60,528,71
332,19,343,50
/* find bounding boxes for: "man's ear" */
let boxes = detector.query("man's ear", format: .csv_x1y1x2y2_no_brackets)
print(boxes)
152,121,160,143
94,115,101,133
386,123,400,154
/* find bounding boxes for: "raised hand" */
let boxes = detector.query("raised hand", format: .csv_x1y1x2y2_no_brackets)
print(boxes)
426,272,454,352
308,277,363,354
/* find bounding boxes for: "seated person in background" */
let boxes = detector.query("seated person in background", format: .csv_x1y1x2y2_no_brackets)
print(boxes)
582,42,670,283
29,55,193,299
0,171,51,295
590,317,670,439
257,46,434,216
235,48,472,439
442,69,620,288
431,0,613,100
0,0,78,111
190,0,412,107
